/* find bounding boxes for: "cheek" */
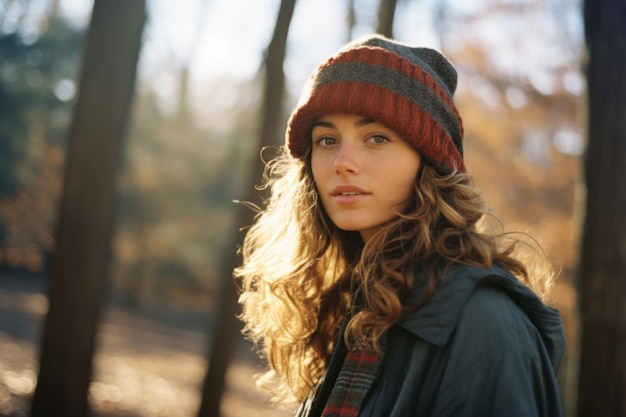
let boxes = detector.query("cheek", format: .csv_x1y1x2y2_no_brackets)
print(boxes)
390,170,418,206
395,181,414,204
310,162,325,203
395,155,420,202
310,156,326,187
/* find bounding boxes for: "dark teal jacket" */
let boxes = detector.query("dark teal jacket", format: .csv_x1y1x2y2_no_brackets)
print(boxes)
301,264,566,417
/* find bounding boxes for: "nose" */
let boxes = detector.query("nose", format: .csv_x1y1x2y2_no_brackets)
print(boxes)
334,142,359,175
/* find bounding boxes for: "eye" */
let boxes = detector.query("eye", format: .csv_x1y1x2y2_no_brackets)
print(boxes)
367,135,390,145
314,136,338,147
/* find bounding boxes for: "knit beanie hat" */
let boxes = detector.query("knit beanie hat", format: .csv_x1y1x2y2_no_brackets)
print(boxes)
286,34,465,173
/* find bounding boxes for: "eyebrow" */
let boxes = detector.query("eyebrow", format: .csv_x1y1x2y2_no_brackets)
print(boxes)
312,117,376,129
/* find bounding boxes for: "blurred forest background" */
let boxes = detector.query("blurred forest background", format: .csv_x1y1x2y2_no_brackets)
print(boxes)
0,0,587,416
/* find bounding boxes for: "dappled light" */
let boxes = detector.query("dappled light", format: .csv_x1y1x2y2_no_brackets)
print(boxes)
0,278,289,417
0,0,605,415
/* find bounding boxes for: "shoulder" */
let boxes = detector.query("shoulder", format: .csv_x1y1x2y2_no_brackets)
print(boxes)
397,263,531,346
453,284,543,354
430,285,565,416
461,285,534,331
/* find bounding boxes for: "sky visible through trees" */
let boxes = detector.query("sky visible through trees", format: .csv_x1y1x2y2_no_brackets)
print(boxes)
0,0,585,416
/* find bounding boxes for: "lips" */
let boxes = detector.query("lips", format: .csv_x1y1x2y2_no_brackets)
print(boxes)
331,184,369,196
330,185,370,204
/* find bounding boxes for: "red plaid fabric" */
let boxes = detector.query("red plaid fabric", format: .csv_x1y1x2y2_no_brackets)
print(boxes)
321,349,383,417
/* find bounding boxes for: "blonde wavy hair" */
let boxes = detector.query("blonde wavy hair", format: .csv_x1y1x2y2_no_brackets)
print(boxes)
235,146,554,405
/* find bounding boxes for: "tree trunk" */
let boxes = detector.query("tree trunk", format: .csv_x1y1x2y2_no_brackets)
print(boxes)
196,1,297,416
175,0,210,125
346,0,356,42
376,0,399,38
577,0,626,416
30,1,145,416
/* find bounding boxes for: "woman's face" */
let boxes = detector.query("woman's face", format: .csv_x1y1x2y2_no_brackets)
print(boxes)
311,114,422,242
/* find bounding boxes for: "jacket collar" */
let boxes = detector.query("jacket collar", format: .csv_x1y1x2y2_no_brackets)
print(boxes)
396,264,565,369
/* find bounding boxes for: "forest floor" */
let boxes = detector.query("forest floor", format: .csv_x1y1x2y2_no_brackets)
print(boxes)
0,270,577,417
0,272,292,417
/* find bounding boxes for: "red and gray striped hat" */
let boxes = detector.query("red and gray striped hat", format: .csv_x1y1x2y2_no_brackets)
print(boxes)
286,34,465,173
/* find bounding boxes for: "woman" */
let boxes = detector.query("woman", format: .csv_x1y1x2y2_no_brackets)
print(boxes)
236,34,566,417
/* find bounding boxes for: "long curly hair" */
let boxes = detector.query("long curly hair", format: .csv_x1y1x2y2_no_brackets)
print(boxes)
235,146,554,405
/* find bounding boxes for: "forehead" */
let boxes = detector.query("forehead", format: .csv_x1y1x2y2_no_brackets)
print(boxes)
312,114,388,130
